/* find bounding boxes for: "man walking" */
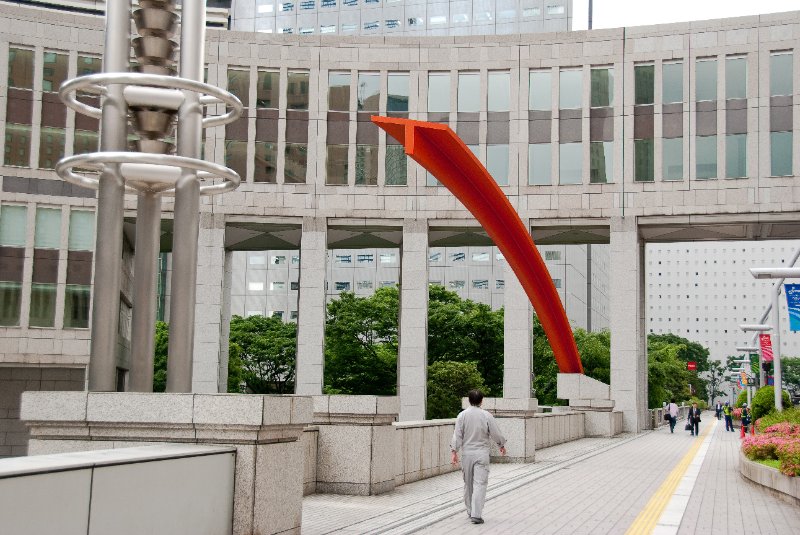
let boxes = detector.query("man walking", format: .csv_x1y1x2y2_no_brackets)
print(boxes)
723,401,734,431
451,389,507,525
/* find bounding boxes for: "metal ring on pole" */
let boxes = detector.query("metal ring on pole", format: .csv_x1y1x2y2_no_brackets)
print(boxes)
55,151,241,196
59,72,243,127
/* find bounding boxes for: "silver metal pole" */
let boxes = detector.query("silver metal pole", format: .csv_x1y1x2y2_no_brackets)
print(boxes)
772,285,783,411
87,0,131,391
166,0,206,392
129,191,162,391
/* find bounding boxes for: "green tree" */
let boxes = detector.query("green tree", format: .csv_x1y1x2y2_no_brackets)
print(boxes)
648,333,710,401
648,341,692,408
324,287,398,395
750,386,792,419
782,357,800,396
229,314,297,394
703,360,728,405
426,361,486,419
153,321,169,392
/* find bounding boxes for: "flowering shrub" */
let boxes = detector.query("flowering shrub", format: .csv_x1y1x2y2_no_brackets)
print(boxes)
742,418,800,476
742,435,791,460
762,422,800,436
775,441,800,477
733,408,743,419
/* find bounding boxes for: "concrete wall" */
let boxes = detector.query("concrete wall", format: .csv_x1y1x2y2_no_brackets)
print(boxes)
533,412,585,448
394,419,459,485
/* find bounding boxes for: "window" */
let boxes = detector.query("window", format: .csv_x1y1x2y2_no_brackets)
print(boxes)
356,145,378,185
559,143,582,184
227,69,250,108
634,139,654,182
450,252,465,262
256,70,279,108
357,72,379,112
38,127,65,170
428,73,450,112
634,64,654,105
590,67,613,107
387,73,409,112
696,135,717,179
552,278,562,288
529,144,551,185
696,59,717,101
380,253,396,264
472,252,490,262
291,282,299,290
254,142,277,183
589,141,613,183
290,311,298,320
385,145,407,186
379,281,395,288
725,134,747,178
291,255,300,264
326,145,348,185
449,280,465,289
4,124,31,167
771,131,793,176
429,252,441,263
770,52,793,96
64,210,94,329
559,69,582,109
42,51,68,92
487,145,509,186
0,205,26,326
271,255,286,265
248,282,264,292
662,61,683,104
488,71,510,112
287,71,309,110
225,140,247,181
249,255,265,265
335,282,351,291
357,280,373,290
285,143,307,184
547,5,565,15
496,280,505,289
329,72,350,111
8,48,34,89
335,254,352,264
458,72,480,112
544,251,561,261
271,281,285,290
29,207,61,328
523,7,541,17
725,56,747,99
529,70,551,111
472,279,489,289
663,137,683,180
357,254,374,263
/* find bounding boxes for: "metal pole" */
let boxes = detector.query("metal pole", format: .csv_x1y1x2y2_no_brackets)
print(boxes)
166,0,205,392
772,285,783,411
129,191,161,391
87,0,131,391
588,0,593,30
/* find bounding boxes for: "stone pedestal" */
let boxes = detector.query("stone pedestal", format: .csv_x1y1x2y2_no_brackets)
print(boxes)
20,392,312,535
556,373,623,437
461,397,538,463
312,395,398,495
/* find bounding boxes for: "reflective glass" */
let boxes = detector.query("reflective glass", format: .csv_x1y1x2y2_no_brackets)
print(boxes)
73,130,98,155
287,71,310,110
284,143,307,183
488,71,510,112
771,131,793,176
428,73,450,112
42,51,68,92
256,70,279,108
529,70,551,111
529,143,551,185
38,127,65,169
458,72,480,112
225,140,248,180
589,141,613,183
771,53,793,96
696,135,717,179
355,144,378,185
77,55,101,77
68,211,95,251
634,64,654,105
696,59,717,101
725,56,747,99
357,72,380,112
227,69,251,107
487,145,509,185
8,48,33,89
559,69,582,109
387,73,409,112
0,282,22,326
725,134,747,178
254,142,277,183
662,62,683,104
385,144,407,185
0,205,28,246
328,72,351,111
4,123,31,167
326,144,349,184
663,137,683,181
29,283,57,328
559,143,582,184
590,68,613,108
64,285,90,328
34,208,61,248
634,139,654,182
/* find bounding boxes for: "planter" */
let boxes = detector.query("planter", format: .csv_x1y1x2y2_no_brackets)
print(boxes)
739,449,800,506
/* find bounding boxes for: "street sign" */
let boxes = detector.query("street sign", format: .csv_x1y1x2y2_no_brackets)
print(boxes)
786,284,800,332
759,334,774,362
687,361,697,371
746,378,756,386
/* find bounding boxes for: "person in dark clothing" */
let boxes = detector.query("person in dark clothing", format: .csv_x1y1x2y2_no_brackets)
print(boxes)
723,402,734,431
687,402,701,436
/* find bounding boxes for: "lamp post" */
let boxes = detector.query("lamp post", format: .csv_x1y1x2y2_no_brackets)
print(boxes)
749,267,800,411
739,324,771,389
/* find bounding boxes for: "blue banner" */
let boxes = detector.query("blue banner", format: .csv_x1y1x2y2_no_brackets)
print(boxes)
786,283,800,332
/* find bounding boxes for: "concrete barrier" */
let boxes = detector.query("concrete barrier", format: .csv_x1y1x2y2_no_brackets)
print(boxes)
739,449,800,506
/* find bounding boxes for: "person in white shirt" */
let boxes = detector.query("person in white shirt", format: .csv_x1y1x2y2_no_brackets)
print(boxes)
450,389,507,524
666,398,679,433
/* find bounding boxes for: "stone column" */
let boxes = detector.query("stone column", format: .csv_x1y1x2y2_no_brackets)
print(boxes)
192,213,227,393
609,216,647,432
398,219,428,421
295,217,327,395
503,260,532,398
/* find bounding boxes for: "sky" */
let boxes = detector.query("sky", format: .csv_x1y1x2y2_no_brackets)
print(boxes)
571,0,800,30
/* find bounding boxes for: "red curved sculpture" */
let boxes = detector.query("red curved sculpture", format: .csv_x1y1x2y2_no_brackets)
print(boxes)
373,116,583,374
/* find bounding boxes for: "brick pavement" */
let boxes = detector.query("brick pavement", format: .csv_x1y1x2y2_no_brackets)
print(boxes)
301,419,800,534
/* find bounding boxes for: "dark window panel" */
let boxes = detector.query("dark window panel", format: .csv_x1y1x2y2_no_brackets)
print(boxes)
253,142,277,183
284,143,307,184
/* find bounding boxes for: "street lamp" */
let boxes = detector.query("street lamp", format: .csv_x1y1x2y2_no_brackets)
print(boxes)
748,267,800,411
739,324,771,388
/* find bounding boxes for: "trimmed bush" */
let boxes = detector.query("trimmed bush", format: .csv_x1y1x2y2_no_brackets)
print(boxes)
776,441,800,477
757,406,800,432
736,390,748,408
751,386,792,420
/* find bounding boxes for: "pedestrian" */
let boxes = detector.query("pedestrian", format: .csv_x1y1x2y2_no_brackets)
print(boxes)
687,402,701,436
741,403,752,434
666,398,679,433
715,401,723,420
450,389,507,525
723,401,734,431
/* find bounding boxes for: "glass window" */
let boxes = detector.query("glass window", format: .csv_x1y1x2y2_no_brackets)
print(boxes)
0,205,28,246
663,137,683,181
35,208,61,248
544,250,561,260
4,124,31,167
385,144,407,185
285,143,307,183
380,253,395,263
559,69,582,109
355,145,378,185
429,252,441,262
256,70,279,108
248,281,264,292
225,140,247,180
725,134,747,178
696,135,717,179
771,131,793,176
547,5,565,15
487,145,509,185
42,51,68,93
387,73,409,112
449,280,465,289
357,254,373,263
0,281,22,326
357,72,380,112
472,279,489,289
8,48,34,89
73,130,98,156
589,141,613,183
271,281,285,290
662,61,683,104
64,285,90,328
590,68,613,107
559,143,582,184
725,56,747,99
634,64,654,105
496,279,505,289
472,252,489,262
227,68,250,108
770,52,793,96
696,59,717,101
488,71,510,112
29,283,57,328
451,252,465,262
528,143,551,185
328,72,351,111
282,71,308,110
272,255,286,264
428,73,450,112
458,72,480,112
254,142,277,183
38,127,65,169
529,70,551,111
326,145,348,184
68,210,95,251
634,139,654,182
77,55,101,77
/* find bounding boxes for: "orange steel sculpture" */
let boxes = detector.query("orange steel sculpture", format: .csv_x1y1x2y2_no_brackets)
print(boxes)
373,116,583,374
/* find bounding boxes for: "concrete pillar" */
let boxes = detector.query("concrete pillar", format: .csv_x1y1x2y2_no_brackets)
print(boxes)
398,219,428,421
609,216,647,432
295,216,327,395
503,260,533,398
191,213,227,393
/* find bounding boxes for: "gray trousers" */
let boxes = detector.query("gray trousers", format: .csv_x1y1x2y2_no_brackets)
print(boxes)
461,450,490,518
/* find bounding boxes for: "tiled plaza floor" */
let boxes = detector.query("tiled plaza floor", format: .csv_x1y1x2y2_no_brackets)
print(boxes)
301,420,800,534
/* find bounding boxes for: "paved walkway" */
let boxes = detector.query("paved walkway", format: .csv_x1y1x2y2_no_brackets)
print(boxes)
302,418,800,534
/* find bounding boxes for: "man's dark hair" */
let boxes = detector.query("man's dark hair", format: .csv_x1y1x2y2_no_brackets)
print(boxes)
670,398,676,403
468,389,484,406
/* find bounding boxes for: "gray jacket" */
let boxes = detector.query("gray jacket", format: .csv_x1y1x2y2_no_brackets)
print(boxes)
450,405,507,454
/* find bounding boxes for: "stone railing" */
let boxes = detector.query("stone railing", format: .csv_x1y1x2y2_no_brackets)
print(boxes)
649,406,691,429
739,449,800,505
393,419,459,485
533,411,586,448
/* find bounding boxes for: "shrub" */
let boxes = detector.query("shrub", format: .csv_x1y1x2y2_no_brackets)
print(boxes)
776,441,800,477
733,408,743,419
687,397,708,410
742,435,790,460
757,406,800,432
426,360,486,420
736,390,748,408
751,387,792,420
